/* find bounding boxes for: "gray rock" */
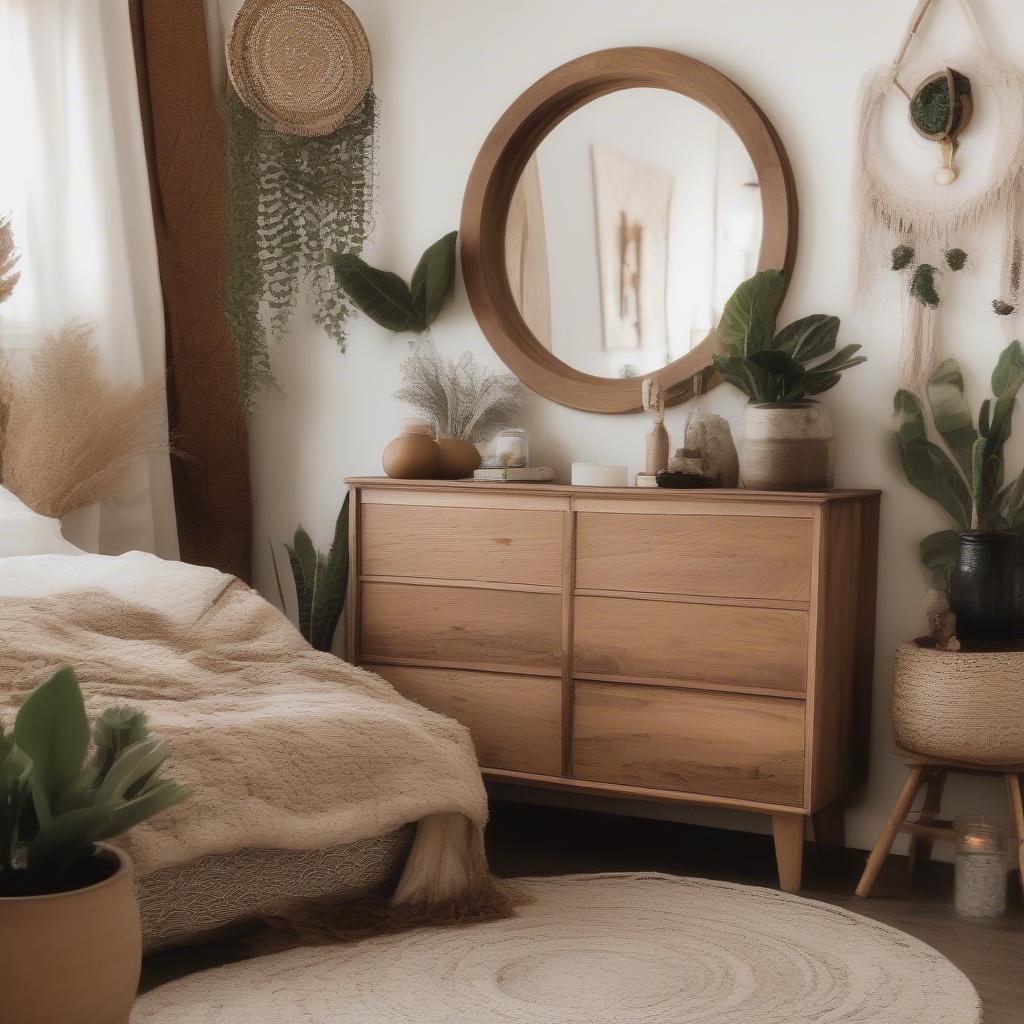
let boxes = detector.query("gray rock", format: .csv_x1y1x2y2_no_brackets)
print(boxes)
682,412,739,488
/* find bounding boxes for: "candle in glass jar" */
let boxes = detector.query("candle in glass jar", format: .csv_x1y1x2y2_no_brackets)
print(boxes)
954,818,1008,919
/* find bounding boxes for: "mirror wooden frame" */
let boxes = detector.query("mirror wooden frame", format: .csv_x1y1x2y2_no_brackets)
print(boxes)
460,47,798,414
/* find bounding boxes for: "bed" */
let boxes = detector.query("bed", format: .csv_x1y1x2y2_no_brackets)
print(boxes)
0,487,492,951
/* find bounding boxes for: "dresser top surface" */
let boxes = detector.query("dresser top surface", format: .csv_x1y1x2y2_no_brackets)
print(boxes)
346,477,880,505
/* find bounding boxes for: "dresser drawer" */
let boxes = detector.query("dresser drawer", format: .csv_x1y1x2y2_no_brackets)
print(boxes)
572,682,805,806
574,596,807,693
575,512,813,601
374,664,561,775
361,502,563,587
360,582,561,674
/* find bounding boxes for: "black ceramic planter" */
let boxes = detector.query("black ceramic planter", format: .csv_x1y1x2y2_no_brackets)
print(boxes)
949,531,1024,648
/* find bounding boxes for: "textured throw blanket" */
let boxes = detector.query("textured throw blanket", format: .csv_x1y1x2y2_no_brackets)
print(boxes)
0,553,490,905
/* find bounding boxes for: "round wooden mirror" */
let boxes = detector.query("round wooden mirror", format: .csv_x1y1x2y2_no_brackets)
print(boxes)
461,47,798,413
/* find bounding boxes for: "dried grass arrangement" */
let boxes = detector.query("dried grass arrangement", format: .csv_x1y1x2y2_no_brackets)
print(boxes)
394,339,522,444
0,324,171,518
0,215,19,305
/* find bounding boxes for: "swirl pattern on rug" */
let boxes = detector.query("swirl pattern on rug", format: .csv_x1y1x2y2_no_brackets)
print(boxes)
134,872,982,1023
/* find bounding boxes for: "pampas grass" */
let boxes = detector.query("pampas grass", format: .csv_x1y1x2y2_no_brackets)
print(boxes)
0,215,19,305
0,323,171,518
394,338,522,444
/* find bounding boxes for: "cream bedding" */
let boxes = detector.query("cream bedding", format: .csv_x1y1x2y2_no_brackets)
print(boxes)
0,552,490,907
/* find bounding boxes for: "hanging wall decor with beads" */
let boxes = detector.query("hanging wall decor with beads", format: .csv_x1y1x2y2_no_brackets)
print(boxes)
224,0,378,413
854,0,1024,391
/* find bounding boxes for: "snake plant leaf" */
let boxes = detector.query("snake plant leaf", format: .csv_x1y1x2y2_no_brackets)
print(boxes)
991,340,1024,397
718,270,785,355
920,529,961,591
999,471,1024,529
13,668,89,825
331,253,424,333
309,494,350,653
285,538,315,642
772,314,839,362
410,231,458,328
894,390,972,528
925,359,977,478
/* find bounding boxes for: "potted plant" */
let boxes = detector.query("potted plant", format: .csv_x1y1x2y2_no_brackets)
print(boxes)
712,270,866,489
1,668,187,1024
894,341,1024,647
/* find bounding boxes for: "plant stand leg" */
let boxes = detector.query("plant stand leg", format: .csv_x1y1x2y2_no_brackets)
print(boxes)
908,769,946,875
1006,773,1024,899
855,765,926,898
772,813,805,893
812,800,846,861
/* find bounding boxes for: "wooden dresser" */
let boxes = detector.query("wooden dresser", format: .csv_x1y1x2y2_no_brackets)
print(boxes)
346,478,880,891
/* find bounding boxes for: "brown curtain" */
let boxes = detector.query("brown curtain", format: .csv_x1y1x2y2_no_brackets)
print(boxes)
129,0,252,582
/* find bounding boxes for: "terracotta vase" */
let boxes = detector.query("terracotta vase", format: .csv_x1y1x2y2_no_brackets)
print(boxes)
1,844,142,1024
436,437,481,479
738,401,835,491
382,420,441,479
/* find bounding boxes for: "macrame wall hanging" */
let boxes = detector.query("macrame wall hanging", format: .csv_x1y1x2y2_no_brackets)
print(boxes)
854,0,1024,391
224,0,377,413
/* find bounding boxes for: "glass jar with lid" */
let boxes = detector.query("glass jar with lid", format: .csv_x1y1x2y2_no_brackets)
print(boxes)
492,427,529,469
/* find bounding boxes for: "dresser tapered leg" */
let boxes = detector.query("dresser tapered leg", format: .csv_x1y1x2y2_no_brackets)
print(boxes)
772,814,805,893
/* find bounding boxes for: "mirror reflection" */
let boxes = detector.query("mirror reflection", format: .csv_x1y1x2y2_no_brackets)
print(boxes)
506,88,763,380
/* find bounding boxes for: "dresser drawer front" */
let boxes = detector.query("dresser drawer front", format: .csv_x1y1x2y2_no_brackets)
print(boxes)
361,502,563,587
374,665,561,775
360,582,561,674
572,682,805,806
575,512,813,601
574,596,807,693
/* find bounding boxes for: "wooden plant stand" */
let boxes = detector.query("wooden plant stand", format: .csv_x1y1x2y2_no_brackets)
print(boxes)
856,749,1024,898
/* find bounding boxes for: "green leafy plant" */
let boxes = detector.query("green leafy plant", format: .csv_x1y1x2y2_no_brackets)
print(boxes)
711,270,866,402
0,669,187,897
271,494,350,653
331,231,458,335
894,341,1024,588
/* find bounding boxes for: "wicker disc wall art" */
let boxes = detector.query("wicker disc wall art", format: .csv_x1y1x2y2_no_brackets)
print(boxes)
224,0,377,413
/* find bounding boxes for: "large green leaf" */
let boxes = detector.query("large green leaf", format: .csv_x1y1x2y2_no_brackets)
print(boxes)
893,389,928,446
94,739,170,803
772,314,839,361
992,339,1024,396
309,494,350,653
747,350,804,376
93,781,188,841
999,471,1024,529
410,231,457,327
898,438,972,528
332,254,424,333
925,359,976,478
799,371,843,397
810,344,866,375
920,529,960,590
13,669,89,823
718,270,785,355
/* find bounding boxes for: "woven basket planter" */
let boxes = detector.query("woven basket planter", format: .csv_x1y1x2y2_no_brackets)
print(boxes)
892,640,1024,766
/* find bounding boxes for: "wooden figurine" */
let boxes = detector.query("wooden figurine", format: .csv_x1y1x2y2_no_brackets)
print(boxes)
642,377,669,476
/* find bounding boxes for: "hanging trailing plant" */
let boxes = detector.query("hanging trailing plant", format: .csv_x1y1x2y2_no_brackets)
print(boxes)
225,90,378,413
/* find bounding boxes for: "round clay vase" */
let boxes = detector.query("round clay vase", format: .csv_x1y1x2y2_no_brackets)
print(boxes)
382,419,441,479
436,437,482,479
1,844,142,1024
738,401,836,491
949,531,1024,648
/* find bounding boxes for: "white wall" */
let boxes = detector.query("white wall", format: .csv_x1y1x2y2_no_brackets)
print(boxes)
231,0,1024,855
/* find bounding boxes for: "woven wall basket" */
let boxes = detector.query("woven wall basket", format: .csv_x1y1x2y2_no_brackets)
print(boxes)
227,0,372,137
892,640,1024,766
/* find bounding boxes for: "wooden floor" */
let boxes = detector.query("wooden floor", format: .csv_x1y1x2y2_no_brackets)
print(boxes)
143,800,1024,1021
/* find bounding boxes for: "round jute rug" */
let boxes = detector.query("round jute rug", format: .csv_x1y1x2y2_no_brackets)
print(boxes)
133,873,982,1023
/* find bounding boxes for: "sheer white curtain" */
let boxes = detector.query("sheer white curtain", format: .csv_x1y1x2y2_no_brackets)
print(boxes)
0,0,178,558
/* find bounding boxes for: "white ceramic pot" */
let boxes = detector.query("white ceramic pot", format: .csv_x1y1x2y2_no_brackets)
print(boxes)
739,401,835,491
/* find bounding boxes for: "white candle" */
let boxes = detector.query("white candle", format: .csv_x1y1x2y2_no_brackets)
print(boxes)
954,819,1008,919
571,462,628,487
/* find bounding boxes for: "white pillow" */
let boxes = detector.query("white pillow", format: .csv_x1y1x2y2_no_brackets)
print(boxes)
0,486,84,557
